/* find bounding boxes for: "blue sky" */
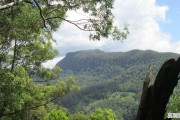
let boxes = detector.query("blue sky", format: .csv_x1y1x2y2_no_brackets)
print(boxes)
43,0,180,68
157,0,180,42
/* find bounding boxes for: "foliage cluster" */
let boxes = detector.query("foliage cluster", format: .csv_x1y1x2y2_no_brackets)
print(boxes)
0,0,125,119
44,107,117,120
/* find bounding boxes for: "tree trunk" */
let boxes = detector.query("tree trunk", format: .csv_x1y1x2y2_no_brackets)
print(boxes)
136,58,180,120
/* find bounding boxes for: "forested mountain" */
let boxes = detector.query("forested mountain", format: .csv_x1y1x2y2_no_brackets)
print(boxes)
57,49,180,120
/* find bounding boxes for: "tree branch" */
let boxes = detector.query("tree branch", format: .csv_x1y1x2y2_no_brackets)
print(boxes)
11,39,17,72
45,17,95,31
0,1,96,31
29,95,60,110
136,65,153,120
0,0,23,10
33,0,46,27
23,0,33,4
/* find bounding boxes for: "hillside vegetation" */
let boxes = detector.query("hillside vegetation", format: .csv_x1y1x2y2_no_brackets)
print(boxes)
57,49,180,120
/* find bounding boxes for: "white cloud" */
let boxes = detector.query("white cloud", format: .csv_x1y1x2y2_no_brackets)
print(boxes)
44,0,180,68
42,57,64,69
52,20,106,56
100,0,180,54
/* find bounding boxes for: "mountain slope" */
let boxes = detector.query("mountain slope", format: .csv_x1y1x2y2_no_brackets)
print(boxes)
57,49,179,72
56,49,179,120
57,49,179,87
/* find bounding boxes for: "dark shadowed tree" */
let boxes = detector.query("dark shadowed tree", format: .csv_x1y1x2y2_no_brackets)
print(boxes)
136,58,180,120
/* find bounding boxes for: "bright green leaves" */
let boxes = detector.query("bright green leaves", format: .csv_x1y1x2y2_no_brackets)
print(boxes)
12,33,58,68
0,43,78,120
90,108,106,120
90,108,117,120
43,107,117,120
69,112,90,120
166,91,180,113
112,25,129,40
51,76,80,97
0,3,59,70
0,67,32,117
23,40,58,67
64,76,80,91
105,109,117,120
38,68,59,81
44,109,69,120
6,3,42,40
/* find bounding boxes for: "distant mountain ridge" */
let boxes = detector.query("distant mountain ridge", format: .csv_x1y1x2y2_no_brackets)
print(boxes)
56,49,180,120
57,49,179,72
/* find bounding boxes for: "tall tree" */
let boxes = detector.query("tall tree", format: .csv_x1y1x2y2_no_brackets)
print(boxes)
0,0,128,119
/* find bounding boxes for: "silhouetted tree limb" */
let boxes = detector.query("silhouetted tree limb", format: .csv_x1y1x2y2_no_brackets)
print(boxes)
136,65,153,120
136,58,180,120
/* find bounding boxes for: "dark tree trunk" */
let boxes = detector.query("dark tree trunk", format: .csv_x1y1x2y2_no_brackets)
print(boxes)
136,58,180,120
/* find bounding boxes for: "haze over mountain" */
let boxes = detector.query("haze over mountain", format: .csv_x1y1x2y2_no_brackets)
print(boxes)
56,49,180,120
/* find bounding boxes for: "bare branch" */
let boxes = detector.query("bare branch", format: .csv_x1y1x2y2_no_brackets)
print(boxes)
45,17,95,31
11,40,17,72
136,65,153,120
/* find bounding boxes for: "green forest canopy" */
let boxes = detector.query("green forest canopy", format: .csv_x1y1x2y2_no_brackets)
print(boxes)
58,50,180,120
